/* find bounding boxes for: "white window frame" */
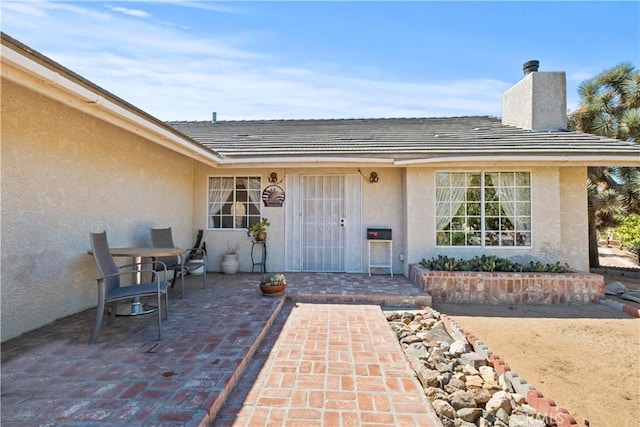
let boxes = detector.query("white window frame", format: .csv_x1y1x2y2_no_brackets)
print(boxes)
207,176,262,230
435,171,532,248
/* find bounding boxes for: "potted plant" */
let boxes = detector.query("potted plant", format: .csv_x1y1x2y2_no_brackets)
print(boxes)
259,273,287,295
220,242,240,274
246,218,270,241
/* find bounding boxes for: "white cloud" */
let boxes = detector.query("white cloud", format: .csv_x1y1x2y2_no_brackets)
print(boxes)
107,5,151,18
162,0,244,14
1,0,510,121
0,1,47,17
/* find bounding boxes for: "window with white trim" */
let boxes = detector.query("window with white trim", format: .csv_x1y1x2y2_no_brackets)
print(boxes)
435,172,531,247
208,177,262,229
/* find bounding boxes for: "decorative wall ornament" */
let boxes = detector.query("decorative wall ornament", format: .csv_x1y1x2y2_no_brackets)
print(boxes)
358,168,379,184
262,185,285,207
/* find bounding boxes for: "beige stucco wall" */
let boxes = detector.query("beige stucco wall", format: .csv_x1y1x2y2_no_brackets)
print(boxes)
405,166,589,273
1,80,196,341
192,165,406,274
559,167,589,271
193,164,589,276
192,165,280,273
360,167,405,273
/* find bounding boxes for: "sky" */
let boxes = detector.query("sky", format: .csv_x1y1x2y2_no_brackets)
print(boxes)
1,1,639,121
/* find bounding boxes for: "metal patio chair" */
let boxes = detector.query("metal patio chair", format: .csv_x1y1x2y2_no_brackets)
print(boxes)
88,231,169,344
150,227,207,299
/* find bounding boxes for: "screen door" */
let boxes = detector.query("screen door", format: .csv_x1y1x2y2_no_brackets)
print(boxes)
285,174,362,272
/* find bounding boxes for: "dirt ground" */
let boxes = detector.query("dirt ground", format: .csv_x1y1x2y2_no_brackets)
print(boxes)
434,246,640,427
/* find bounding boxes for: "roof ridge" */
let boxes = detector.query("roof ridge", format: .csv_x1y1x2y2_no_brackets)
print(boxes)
166,115,500,124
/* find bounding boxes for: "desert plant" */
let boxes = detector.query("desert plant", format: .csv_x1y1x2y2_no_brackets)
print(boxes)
260,273,286,286
246,218,270,240
419,255,570,273
224,242,240,255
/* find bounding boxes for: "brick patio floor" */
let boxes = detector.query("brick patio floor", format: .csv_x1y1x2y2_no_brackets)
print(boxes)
1,272,438,426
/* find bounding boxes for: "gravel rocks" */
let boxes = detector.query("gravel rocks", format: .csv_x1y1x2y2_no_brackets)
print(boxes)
386,309,552,427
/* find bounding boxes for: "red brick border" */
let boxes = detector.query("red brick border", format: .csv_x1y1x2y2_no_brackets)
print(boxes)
409,264,604,304
623,303,640,318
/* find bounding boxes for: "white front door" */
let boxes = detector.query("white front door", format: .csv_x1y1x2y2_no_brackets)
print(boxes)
285,174,362,272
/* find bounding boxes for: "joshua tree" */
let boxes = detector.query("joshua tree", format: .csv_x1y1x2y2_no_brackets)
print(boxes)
568,63,640,267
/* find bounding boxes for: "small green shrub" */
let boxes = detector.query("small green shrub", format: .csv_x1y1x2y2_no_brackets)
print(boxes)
419,254,570,273
612,214,640,261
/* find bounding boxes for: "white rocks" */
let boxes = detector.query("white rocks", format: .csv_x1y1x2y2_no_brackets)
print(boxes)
432,399,456,419
480,366,498,384
467,387,493,405
424,387,450,401
385,309,552,427
422,318,437,329
405,342,428,359
416,366,440,388
512,393,527,406
462,364,480,375
458,407,483,423
449,339,471,356
485,391,514,415
424,321,455,345
460,351,488,368
445,377,466,392
465,374,484,388
449,390,477,410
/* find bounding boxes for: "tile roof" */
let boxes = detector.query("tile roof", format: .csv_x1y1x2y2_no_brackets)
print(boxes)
168,117,640,164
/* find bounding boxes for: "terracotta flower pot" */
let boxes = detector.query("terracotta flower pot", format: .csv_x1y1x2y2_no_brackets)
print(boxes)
259,283,286,296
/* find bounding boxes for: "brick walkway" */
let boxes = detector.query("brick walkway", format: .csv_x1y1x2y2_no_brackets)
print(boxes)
1,272,437,426
213,303,441,426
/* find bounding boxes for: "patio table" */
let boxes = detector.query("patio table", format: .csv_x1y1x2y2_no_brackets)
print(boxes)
87,246,186,316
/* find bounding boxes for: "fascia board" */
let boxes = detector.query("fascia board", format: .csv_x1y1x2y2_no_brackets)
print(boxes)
394,155,640,167
213,157,395,167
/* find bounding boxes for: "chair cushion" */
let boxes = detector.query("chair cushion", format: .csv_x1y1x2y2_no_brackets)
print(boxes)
184,261,204,272
163,262,182,270
106,281,170,301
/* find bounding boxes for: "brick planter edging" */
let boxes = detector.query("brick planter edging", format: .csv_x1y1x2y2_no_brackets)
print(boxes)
409,264,604,304
436,310,586,427
598,298,640,318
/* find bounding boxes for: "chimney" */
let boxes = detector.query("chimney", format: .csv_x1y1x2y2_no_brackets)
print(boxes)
523,60,539,75
502,60,567,131
212,112,217,124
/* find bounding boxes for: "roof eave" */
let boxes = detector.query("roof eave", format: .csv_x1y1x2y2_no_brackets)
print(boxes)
1,33,222,167
395,155,640,167
213,156,395,168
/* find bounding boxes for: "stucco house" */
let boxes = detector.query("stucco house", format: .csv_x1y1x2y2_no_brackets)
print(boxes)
2,32,639,341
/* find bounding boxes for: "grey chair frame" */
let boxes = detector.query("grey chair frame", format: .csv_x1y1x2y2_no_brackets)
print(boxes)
150,227,207,299
89,231,170,344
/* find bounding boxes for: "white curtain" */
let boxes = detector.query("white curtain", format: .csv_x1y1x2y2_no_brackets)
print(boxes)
436,173,468,231
488,173,516,228
208,178,234,226
244,177,262,208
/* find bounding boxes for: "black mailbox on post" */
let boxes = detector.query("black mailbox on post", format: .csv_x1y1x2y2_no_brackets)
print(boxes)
367,228,392,240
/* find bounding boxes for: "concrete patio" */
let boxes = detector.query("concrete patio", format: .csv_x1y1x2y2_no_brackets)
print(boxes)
1,272,437,426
